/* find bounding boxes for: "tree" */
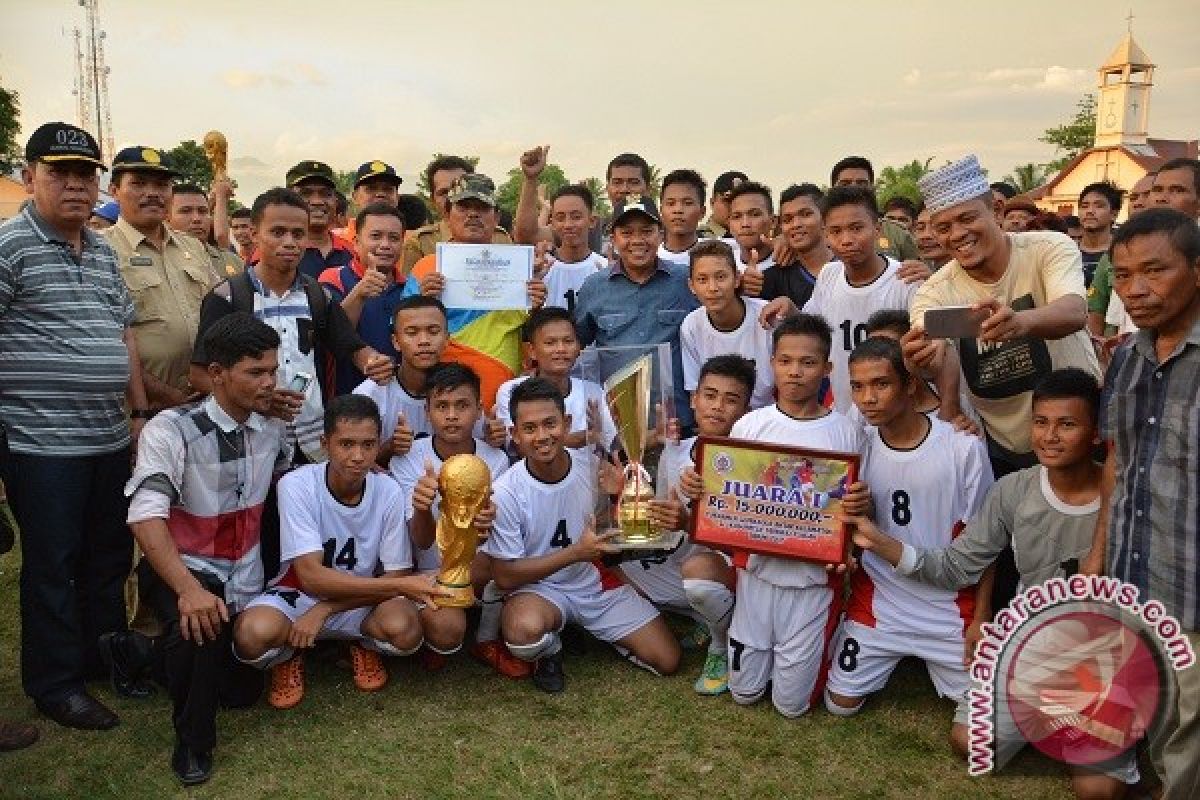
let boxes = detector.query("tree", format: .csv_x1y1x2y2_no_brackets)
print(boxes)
1002,163,1047,194
874,158,934,206
0,82,20,173
164,140,213,191
580,177,612,218
333,169,357,201
1040,94,1096,172
494,163,569,217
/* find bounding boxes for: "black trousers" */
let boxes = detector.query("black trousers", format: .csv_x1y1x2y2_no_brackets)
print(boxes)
2,449,133,702
140,563,263,752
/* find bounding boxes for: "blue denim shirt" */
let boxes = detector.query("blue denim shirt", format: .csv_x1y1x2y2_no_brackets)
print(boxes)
574,259,699,427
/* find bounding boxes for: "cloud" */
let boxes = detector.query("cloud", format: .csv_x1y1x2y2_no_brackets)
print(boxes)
973,65,1089,91
902,68,921,86
220,63,326,90
221,69,291,90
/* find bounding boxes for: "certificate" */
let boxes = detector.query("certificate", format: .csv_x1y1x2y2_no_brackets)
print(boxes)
690,436,859,565
436,243,534,311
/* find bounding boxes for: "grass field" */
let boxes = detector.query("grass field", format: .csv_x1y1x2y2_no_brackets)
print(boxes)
0,554,1075,800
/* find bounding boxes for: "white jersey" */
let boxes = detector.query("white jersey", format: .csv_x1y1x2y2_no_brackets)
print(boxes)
544,252,608,312
482,448,602,597
275,464,411,584
802,257,919,412
493,375,616,448
353,378,483,444
849,419,993,638
389,436,511,571
730,405,863,588
680,298,775,409
657,242,693,268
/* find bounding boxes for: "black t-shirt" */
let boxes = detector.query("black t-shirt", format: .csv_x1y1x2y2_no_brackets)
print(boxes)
1080,249,1104,289
760,262,818,309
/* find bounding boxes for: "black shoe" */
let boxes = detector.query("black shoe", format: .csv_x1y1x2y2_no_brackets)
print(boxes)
171,741,213,787
35,691,118,730
532,653,566,694
98,631,156,699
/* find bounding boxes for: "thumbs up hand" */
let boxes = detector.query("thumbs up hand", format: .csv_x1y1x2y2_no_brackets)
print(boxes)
483,406,507,449
740,247,764,297
392,411,415,456
412,458,440,513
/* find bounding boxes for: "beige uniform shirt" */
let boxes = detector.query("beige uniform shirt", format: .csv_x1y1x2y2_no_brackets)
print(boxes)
402,219,513,273
910,231,1099,454
104,219,219,393
204,241,244,279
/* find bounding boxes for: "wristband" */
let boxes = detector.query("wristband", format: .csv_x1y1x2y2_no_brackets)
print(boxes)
130,409,155,420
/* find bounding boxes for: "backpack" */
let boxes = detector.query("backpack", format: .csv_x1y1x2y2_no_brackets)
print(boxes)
226,269,330,336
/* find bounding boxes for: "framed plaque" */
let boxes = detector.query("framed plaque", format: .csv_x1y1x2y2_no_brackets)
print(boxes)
435,242,534,310
690,436,859,565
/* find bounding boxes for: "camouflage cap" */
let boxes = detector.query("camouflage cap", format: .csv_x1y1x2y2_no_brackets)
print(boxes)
447,173,496,207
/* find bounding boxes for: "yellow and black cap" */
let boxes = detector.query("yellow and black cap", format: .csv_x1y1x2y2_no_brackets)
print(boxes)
110,146,180,177
354,160,402,188
25,122,106,170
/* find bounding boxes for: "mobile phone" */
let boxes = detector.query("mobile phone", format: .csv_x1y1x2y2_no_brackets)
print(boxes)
924,305,987,339
288,372,312,393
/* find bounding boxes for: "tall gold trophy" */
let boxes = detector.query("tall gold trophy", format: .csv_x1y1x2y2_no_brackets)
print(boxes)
602,352,681,551
435,454,491,608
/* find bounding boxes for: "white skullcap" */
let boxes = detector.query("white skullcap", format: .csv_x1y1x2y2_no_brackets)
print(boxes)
919,155,990,214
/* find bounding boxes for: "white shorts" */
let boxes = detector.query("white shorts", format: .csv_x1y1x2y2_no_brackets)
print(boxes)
517,582,660,644
248,587,373,642
827,618,970,723
619,554,691,617
727,570,837,717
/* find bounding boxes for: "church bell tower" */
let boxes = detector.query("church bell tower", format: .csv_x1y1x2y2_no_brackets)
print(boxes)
1094,25,1154,148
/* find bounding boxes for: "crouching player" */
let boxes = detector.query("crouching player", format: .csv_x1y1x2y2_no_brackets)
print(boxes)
391,363,520,676
483,378,680,692
844,368,1138,799
233,395,448,709
825,337,993,751
628,354,756,695
683,314,869,717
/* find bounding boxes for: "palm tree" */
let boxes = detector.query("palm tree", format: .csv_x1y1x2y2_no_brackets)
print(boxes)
579,177,612,218
1003,163,1047,194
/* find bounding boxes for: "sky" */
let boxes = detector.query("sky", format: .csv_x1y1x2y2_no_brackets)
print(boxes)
2,0,1197,202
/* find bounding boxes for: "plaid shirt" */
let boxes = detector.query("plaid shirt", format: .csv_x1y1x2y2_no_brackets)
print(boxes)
125,396,291,611
1101,315,1200,631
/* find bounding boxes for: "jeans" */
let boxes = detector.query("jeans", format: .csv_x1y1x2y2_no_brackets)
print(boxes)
2,449,133,701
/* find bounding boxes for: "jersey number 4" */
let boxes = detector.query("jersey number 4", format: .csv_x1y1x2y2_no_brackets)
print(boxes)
322,537,358,571
550,520,572,549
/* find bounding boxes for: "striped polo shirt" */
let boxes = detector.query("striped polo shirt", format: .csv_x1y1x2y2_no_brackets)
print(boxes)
0,202,135,455
126,396,292,610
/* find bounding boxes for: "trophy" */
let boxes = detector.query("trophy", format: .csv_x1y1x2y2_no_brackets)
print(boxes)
588,344,682,552
202,130,237,191
435,454,491,608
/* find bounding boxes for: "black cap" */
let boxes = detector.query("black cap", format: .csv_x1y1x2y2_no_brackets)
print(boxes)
286,160,336,188
713,171,748,196
610,194,662,228
25,122,106,170
110,145,180,177
354,160,402,188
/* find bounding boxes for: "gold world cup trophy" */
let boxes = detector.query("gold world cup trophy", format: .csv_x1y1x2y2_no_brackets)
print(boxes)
604,353,660,545
435,454,492,607
202,130,236,190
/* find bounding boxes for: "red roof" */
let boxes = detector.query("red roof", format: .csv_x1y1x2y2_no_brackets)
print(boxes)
1036,138,1199,198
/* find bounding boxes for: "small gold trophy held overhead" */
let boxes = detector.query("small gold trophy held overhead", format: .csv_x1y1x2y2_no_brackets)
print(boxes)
435,454,491,608
202,131,228,179
605,353,659,545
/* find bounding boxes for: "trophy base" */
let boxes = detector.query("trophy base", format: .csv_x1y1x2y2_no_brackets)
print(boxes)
435,579,476,609
601,529,685,563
